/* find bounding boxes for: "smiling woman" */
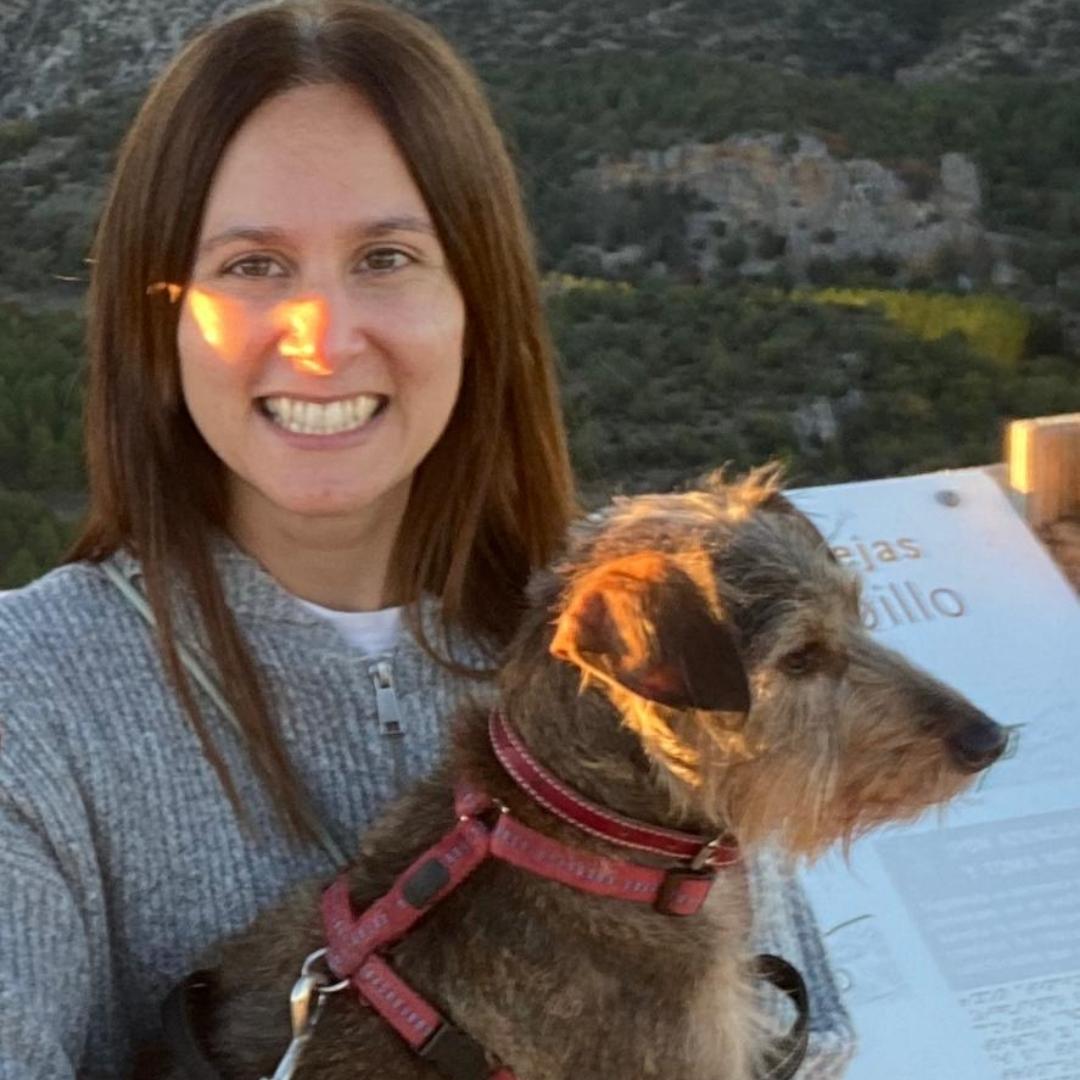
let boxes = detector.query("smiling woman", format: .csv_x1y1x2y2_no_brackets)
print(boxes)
0,2,575,1076
0,3,854,1078
176,84,468,600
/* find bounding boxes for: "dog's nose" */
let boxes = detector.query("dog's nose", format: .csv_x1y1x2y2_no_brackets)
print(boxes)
946,711,1009,773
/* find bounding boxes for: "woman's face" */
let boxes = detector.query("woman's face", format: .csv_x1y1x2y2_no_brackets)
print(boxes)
177,83,466,538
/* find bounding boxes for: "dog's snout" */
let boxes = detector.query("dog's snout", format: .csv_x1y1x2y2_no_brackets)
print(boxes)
945,712,1009,773
912,684,1009,774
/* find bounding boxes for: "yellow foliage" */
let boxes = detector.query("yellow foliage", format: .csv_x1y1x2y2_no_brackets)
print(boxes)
543,273,635,296
802,288,1029,366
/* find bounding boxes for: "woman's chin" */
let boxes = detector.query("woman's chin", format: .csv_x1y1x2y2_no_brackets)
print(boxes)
245,473,413,526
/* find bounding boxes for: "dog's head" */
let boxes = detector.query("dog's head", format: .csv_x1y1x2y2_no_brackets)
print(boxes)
535,466,1008,858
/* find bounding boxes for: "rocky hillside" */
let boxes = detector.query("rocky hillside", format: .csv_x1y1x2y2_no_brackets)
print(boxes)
899,0,1080,82
0,0,1030,121
592,135,987,280
2,0,1078,312
0,0,248,120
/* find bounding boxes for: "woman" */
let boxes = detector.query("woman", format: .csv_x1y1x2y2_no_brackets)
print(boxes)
0,2,850,1076
0,3,573,1075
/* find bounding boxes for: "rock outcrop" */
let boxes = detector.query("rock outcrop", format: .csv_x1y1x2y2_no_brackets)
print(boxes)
593,133,986,275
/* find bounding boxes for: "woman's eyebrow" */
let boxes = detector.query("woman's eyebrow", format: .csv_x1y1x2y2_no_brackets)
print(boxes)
197,216,437,256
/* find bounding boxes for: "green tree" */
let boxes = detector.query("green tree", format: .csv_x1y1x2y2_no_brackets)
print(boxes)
2,548,38,589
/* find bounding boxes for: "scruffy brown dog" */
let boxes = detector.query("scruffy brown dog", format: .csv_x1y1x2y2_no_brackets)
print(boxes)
145,469,1007,1080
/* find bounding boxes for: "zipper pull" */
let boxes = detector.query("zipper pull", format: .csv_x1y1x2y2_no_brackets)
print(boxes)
370,660,403,737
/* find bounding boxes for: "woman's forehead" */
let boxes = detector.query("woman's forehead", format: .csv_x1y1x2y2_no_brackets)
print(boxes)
197,84,430,243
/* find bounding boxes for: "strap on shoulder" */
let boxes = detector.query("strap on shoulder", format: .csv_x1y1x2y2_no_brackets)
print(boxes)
98,559,349,869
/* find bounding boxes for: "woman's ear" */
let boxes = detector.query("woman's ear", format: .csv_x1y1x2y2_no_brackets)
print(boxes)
550,552,750,714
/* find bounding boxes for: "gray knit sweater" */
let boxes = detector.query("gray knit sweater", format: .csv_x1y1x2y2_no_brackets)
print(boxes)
0,539,852,1078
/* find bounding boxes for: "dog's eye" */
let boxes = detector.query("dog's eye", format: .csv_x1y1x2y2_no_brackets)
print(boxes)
780,643,830,676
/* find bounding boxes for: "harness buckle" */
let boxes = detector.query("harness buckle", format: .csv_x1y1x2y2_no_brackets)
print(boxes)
654,866,716,916
689,834,730,870
418,1021,493,1080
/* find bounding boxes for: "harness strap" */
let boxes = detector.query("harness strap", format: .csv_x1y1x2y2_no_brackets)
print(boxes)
163,780,809,1080
353,954,516,1080
322,814,492,976
322,783,720,983
319,782,722,1079
487,809,715,915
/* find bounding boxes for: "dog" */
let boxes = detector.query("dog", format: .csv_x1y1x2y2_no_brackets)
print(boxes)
143,468,1008,1079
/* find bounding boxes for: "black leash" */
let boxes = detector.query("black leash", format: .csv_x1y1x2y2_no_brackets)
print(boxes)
754,953,811,1080
160,970,222,1080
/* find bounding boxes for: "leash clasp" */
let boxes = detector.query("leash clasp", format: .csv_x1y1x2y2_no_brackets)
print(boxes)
261,948,348,1080
288,973,323,1043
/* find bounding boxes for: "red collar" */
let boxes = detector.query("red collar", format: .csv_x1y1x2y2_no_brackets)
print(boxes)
489,711,739,870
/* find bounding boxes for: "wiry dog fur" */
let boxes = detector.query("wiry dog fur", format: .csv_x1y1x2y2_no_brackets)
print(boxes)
141,468,1007,1079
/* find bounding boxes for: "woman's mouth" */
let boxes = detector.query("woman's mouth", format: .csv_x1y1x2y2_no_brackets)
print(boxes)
256,392,388,436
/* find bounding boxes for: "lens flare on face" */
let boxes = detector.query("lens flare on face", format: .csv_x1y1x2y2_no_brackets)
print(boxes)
181,286,257,364
274,298,333,376
146,281,184,303
149,280,250,360
190,288,228,350
155,281,335,375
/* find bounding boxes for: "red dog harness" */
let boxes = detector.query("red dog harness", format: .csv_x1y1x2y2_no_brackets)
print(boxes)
318,713,740,1079
161,714,807,1080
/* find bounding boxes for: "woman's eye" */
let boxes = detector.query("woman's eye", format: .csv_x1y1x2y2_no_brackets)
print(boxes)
220,249,413,279
362,248,411,273
223,256,281,278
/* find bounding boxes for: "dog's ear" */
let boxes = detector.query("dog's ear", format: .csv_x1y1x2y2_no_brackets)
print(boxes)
550,552,750,713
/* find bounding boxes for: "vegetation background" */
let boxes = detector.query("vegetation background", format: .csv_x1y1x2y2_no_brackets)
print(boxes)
1,0,1079,585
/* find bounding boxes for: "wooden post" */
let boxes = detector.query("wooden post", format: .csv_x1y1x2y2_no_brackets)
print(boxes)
1007,413,1080,529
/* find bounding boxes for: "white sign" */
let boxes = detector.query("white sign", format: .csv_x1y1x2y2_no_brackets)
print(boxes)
790,469,1080,1080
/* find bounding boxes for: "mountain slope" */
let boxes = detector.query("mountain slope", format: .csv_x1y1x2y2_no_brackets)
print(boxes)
0,0,1027,121
900,0,1080,81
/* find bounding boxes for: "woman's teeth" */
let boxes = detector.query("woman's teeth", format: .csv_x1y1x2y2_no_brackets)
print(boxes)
260,393,383,436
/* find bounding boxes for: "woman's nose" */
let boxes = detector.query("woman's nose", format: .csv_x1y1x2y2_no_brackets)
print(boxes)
274,296,333,376
273,290,367,377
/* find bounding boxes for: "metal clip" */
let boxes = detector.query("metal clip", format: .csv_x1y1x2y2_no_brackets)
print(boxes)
260,949,348,1080
265,996,325,1080
289,973,323,1040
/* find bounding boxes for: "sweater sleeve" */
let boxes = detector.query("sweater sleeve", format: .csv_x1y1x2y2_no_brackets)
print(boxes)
0,796,91,1079
0,711,94,1080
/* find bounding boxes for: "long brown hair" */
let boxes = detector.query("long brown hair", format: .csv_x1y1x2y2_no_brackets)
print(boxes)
65,0,577,843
